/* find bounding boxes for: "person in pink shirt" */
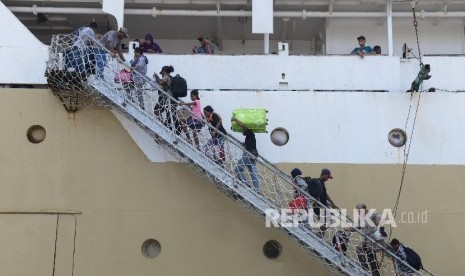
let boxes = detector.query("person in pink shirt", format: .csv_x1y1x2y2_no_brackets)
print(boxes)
179,90,204,149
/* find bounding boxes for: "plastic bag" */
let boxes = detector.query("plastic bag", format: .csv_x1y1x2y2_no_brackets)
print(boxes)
114,69,133,84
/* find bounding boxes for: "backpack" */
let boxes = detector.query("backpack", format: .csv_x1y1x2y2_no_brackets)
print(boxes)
404,246,423,270
170,74,188,97
304,177,323,200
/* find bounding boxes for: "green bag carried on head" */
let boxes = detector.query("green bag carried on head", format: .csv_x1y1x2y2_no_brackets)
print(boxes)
231,108,268,133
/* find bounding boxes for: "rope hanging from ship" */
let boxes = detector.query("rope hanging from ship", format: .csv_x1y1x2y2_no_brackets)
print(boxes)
412,5,422,64
379,5,427,270
389,3,424,240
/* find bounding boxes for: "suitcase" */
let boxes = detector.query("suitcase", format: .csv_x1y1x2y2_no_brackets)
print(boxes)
231,108,268,133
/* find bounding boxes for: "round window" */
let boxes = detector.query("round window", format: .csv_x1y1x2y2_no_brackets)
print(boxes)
270,127,289,146
388,128,407,147
141,239,161,259
263,240,282,260
27,125,46,144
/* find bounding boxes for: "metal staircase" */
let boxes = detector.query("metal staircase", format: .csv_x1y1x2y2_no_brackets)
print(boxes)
45,33,431,276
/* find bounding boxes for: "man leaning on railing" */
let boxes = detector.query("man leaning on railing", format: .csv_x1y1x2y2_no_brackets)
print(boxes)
95,27,129,78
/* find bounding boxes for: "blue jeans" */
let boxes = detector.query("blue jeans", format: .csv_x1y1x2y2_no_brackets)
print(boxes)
133,77,145,110
65,47,87,73
93,47,107,79
235,153,260,192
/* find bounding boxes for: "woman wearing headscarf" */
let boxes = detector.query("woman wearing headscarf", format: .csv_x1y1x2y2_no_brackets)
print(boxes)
141,34,163,53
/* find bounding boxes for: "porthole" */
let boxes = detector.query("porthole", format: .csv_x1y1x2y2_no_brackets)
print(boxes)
388,128,407,147
141,239,161,259
263,240,282,260
270,127,289,146
27,125,46,144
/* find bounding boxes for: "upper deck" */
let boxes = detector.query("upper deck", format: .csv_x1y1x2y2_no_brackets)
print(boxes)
3,0,465,55
2,0,465,91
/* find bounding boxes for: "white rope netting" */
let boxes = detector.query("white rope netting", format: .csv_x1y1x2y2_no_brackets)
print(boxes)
45,33,432,276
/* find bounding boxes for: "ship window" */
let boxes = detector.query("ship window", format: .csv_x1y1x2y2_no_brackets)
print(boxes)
270,127,289,146
263,240,281,260
141,239,161,259
27,125,46,144
388,128,407,147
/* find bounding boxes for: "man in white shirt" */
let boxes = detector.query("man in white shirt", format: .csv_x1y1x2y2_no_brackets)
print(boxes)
72,22,97,49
